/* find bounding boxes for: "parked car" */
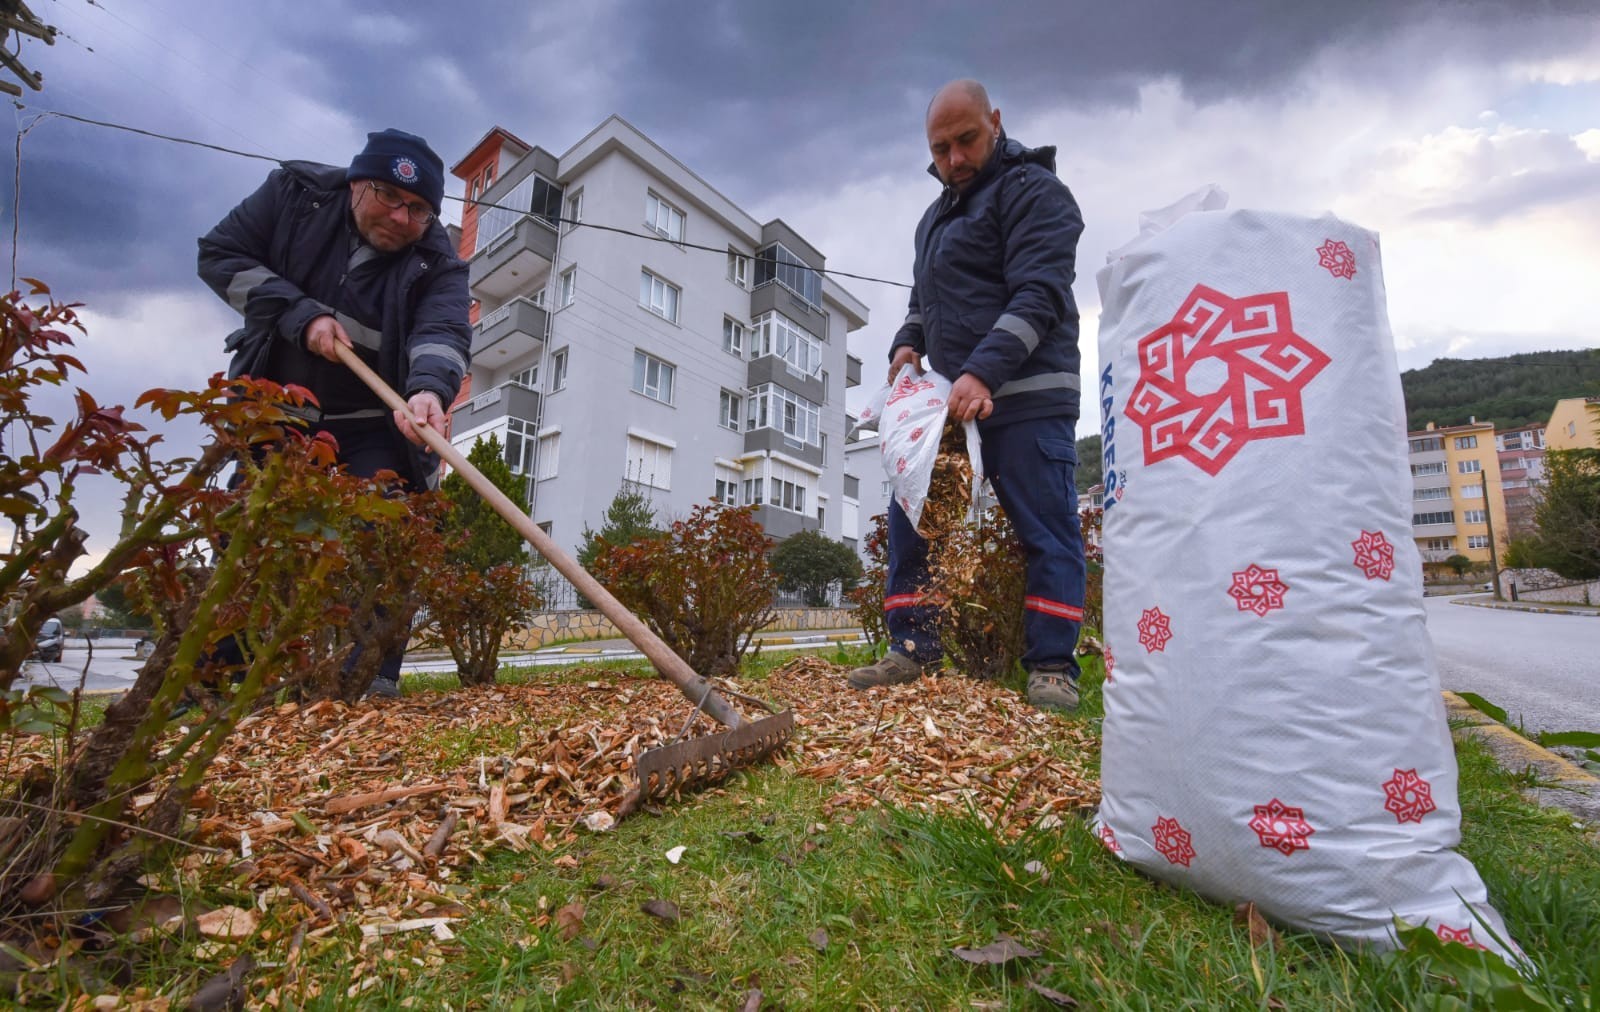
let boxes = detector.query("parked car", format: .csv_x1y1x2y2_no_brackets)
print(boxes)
29,616,64,663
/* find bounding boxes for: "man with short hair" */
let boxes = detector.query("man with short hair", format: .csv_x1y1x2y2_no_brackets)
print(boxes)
198,128,471,697
847,80,1088,712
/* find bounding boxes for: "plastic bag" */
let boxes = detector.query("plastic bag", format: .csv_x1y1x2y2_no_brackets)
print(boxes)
1092,188,1520,961
858,364,982,534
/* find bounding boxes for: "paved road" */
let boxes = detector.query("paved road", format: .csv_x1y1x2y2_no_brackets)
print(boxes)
1426,596,1599,735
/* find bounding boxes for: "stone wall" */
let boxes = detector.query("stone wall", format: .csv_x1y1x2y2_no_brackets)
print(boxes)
1493,569,1598,605
504,607,857,649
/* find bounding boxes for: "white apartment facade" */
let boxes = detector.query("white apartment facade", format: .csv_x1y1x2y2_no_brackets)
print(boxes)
447,118,868,573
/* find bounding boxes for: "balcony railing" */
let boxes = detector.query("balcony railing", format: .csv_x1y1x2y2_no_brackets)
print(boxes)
469,215,558,301
472,295,547,362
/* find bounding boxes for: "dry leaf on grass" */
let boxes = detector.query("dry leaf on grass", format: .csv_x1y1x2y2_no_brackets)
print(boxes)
195,906,258,940
641,899,680,924
556,902,586,940
1027,979,1080,1007
951,934,1039,965
1234,902,1280,948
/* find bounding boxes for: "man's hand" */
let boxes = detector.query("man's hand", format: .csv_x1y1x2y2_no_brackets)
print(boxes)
396,391,445,446
889,346,923,382
304,314,353,363
949,373,994,422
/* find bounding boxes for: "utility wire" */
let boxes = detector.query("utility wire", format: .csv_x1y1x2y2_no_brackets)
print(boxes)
8,101,912,290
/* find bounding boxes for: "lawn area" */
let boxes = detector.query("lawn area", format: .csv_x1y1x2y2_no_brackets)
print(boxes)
7,647,1598,1009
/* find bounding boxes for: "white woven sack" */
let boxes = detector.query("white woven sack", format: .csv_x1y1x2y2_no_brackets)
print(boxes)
858,364,981,534
1091,188,1520,960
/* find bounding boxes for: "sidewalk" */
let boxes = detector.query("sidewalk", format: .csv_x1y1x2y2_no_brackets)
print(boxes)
405,627,867,665
1444,691,1600,825
1449,595,1599,618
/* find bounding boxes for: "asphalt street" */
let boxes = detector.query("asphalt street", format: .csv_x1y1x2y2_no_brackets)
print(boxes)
1426,595,1598,736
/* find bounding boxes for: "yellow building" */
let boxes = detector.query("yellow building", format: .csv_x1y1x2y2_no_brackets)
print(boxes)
1545,396,1600,451
1408,419,1508,569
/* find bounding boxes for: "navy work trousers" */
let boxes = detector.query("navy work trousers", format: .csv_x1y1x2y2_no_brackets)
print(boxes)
884,414,1086,677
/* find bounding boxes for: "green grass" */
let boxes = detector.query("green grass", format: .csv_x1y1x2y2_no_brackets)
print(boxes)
29,647,1600,1009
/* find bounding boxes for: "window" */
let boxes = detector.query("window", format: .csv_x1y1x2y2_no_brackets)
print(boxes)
550,347,568,391
510,363,538,389
504,418,536,476
1467,535,1491,550
727,249,751,289
1409,437,1444,453
1413,511,1455,526
563,189,583,232
645,192,685,242
1457,459,1482,474
750,311,822,377
625,433,673,490
722,317,746,357
817,502,826,528
718,389,742,430
558,266,577,308
1463,509,1487,524
746,383,821,446
1461,485,1483,499
639,269,680,323
1454,435,1478,450
474,171,564,253
1568,421,1578,437
741,477,764,507
1424,538,1453,551
534,431,560,480
632,350,675,404
714,463,740,506
769,477,806,514
1413,486,1450,501
1410,462,1446,477
755,242,822,309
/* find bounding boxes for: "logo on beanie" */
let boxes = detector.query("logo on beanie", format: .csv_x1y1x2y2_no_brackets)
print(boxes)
391,157,419,185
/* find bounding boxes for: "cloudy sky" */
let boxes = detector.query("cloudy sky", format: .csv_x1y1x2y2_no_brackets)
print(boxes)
4,0,1599,562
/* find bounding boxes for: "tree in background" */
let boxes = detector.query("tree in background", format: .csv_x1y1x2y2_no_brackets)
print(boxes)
771,529,861,606
575,485,662,609
416,435,538,685
1075,434,1102,491
1527,446,1600,581
1445,554,1472,578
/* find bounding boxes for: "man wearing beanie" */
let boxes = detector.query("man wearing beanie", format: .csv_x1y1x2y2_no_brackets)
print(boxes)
197,128,471,699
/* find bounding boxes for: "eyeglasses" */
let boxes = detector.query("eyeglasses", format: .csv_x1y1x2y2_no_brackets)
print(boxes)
365,181,434,226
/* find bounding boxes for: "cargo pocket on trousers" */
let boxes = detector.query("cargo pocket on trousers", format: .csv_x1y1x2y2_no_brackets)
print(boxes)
1037,437,1079,517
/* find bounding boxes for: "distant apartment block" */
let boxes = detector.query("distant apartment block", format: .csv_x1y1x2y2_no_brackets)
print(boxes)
1408,419,1508,569
1494,423,1545,541
446,118,869,571
1545,396,1600,451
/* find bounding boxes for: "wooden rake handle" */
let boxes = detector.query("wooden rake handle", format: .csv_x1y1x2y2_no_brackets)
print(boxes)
334,343,746,729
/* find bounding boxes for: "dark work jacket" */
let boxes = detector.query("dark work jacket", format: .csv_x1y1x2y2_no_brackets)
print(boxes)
196,161,471,486
891,133,1084,429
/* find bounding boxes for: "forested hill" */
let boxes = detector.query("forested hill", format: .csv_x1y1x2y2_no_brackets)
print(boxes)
1401,348,1600,431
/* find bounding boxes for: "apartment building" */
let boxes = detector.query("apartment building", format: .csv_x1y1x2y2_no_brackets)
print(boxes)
842,429,889,563
446,117,869,569
1494,423,1546,541
1408,419,1508,569
1545,396,1600,451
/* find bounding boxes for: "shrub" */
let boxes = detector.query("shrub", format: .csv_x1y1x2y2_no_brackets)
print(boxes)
928,504,1027,681
591,504,775,679
771,528,862,606
848,512,888,650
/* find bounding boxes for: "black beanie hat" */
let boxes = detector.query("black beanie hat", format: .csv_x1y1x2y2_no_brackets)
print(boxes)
347,128,445,215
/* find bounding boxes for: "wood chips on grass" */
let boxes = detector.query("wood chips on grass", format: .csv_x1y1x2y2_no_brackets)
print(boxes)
9,657,1099,955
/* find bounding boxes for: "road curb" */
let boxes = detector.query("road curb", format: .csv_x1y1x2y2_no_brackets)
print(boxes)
1443,691,1600,824
1448,599,1600,617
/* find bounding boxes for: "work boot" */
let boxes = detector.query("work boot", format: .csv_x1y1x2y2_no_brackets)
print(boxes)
1026,667,1080,713
847,651,932,689
363,675,402,700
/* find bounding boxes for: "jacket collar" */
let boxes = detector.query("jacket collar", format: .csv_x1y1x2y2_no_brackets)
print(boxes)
924,131,1058,198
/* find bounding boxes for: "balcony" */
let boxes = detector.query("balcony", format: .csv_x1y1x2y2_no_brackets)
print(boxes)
469,215,558,302
751,281,828,339
472,296,547,364
846,354,862,388
747,354,827,405
1413,522,1457,537
454,382,540,432
751,504,820,540
743,427,824,468
1418,549,1456,563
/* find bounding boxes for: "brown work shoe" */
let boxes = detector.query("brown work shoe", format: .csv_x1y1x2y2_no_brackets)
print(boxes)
1026,668,1080,713
847,651,932,689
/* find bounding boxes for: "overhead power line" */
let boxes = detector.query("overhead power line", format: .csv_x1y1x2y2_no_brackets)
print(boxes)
9,101,913,290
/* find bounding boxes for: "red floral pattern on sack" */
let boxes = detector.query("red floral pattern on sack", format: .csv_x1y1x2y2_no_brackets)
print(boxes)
1382,768,1437,824
895,458,907,474
909,427,924,441
1317,239,1357,279
1352,530,1396,581
886,372,935,405
897,409,912,422
1125,285,1331,476
1097,824,1122,853
1228,564,1290,616
1152,816,1195,867
1137,607,1172,653
1435,924,1487,950
1249,798,1315,856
